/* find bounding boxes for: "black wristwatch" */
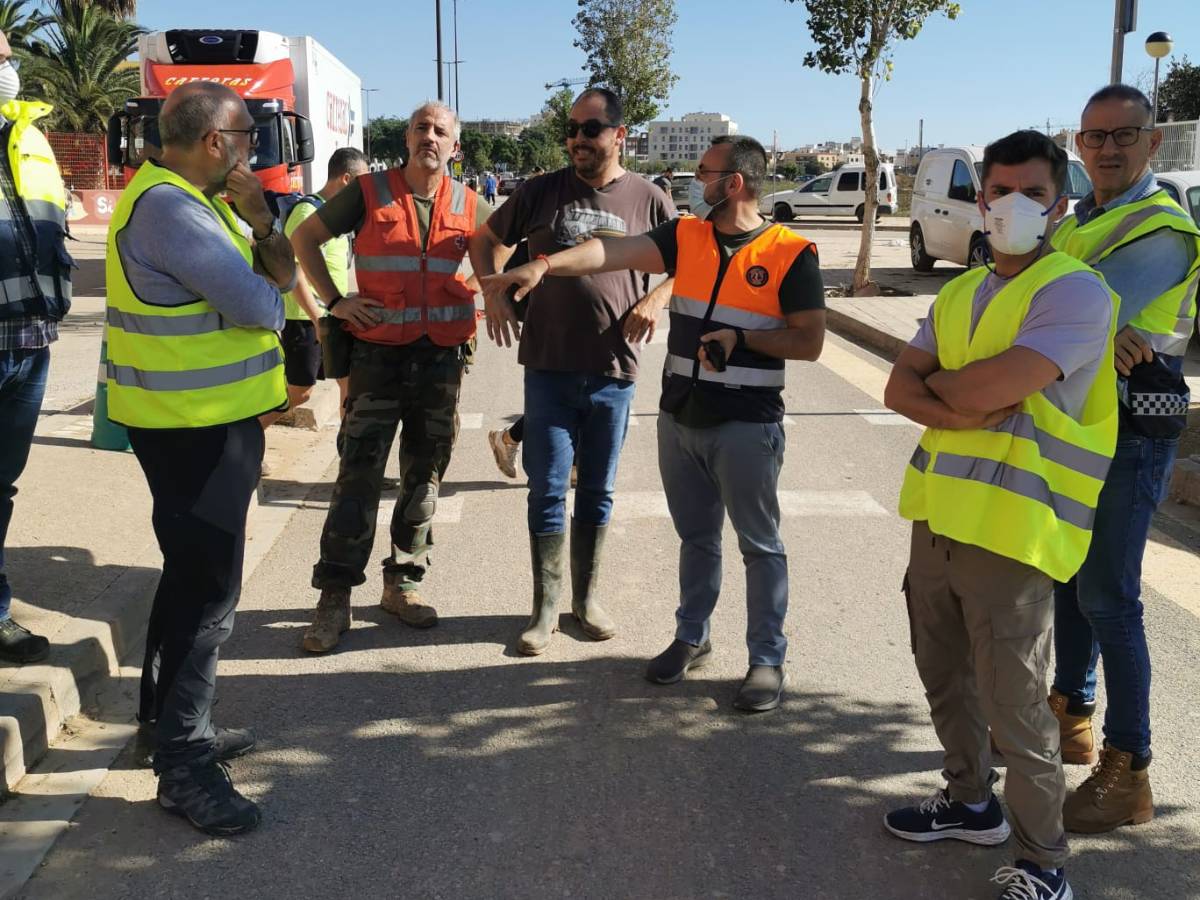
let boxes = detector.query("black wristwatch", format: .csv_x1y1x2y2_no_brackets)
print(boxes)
732,327,746,351
326,294,345,310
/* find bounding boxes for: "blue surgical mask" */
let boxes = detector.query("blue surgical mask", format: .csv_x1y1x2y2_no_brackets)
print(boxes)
688,175,731,221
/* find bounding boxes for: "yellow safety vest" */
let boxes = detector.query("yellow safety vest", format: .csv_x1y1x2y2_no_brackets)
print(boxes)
0,99,71,320
105,161,286,429
1051,190,1200,356
898,252,1118,582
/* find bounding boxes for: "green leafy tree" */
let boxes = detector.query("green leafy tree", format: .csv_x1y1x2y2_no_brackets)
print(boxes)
778,161,800,181
19,0,142,132
70,0,137,17
459,128,493,173
519,122,566,172
803,159,826,177
571,0,679,128
366,116,408,164
0,1,48,52
491,133,521,170
541,86,574,144
1157,55,1200,122
790,0,960,293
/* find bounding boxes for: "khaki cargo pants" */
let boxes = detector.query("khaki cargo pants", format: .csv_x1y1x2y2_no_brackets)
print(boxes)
904,520,1068,870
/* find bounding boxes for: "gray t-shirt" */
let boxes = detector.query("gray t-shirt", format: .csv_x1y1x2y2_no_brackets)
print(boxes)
910,269,1113,419
486,167,676,381
116,180,284,331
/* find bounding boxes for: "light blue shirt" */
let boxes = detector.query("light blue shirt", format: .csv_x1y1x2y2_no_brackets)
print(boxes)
1073,170,1196,333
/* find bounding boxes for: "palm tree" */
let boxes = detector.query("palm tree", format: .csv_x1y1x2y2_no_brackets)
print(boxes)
76,0,136,18
20,0,142,131
0,1,48,51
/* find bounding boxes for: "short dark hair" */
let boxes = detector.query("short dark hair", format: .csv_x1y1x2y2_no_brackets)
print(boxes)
981,130,1068,195
1083,83,1154,125
575,87,622,125
328,147,368,179
159,83,239,147
712,135,767,194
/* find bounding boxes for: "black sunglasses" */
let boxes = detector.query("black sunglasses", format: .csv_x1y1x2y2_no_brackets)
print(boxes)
565,119,618,139
219,127,261,149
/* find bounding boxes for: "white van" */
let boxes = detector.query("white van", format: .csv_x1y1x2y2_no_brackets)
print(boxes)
760,163,897,223
909,146,1093,271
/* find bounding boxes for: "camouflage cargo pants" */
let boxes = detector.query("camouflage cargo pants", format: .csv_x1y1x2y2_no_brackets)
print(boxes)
312,339,464,591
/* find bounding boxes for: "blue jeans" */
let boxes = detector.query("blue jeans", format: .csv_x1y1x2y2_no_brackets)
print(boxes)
1053,432,1179,756
522,369,633,534
0,346,50,621
658,413,789,666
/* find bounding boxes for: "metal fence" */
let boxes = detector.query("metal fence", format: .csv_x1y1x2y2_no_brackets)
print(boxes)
1060,120,1199,173
46,132,124,191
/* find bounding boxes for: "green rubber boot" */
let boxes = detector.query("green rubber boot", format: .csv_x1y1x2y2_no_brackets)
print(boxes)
518,532,565,656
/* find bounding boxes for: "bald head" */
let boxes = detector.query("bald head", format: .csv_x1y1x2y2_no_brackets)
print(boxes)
160,82,245,148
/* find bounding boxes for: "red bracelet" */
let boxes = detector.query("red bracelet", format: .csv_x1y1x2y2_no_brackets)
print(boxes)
535,253,552,274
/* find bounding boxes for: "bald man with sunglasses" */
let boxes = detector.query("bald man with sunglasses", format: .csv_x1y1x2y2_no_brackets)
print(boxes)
468,87,675,657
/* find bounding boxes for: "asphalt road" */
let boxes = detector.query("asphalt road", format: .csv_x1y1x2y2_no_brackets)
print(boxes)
14,298,1200,899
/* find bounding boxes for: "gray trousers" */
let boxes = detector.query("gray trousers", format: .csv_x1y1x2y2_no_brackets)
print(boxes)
657,412,788,666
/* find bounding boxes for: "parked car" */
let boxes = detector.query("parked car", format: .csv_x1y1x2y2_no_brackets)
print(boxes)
498,175,524,195
908,145,1092,271
759,163,897,223
1154,170,1200,226
667,171,694,212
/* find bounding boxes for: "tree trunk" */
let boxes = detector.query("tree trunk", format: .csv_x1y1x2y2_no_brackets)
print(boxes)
854,70,879,295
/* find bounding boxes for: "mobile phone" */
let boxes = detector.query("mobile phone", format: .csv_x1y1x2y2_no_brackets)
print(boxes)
703,339,727,372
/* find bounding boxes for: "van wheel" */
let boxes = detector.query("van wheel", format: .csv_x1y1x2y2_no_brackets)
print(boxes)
910,224,935,272
855,204,882,224
773,202,793,222
968,233,989,269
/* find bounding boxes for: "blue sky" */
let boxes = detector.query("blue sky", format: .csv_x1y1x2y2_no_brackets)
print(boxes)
137,0,1200,152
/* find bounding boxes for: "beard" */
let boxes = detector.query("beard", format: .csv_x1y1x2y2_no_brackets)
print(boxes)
570,142,613,179
212,136,242,192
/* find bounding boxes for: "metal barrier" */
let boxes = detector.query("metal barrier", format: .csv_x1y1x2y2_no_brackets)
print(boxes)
1060,120,1199,173
45,132,125,191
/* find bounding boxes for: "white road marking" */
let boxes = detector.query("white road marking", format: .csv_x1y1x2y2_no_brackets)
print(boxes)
376,494,464,526
566,489,888,521
458,413,483,430
817,338,890,402
854,408,918,427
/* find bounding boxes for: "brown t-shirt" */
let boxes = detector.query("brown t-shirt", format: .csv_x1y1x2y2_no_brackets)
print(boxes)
487,167,676,381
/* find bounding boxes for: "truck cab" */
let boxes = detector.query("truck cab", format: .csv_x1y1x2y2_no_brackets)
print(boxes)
108,30,315,193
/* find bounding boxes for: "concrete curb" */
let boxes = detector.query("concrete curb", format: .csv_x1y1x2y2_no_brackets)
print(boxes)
825,307,907,361
1169,456,1200,507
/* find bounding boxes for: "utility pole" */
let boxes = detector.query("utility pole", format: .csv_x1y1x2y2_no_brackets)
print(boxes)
918,118,924,166
453,0,461,113
435,0,445,101
362,88,379,161
1111,0,1137,83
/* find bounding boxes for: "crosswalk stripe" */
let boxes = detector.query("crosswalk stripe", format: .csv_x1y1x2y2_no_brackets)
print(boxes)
459,413,483,430
854,408,917,426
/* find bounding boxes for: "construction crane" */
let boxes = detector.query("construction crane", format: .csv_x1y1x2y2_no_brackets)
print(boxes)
544,77,588,91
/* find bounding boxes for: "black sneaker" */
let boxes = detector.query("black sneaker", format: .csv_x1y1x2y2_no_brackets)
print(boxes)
884,787,1012,845
158,756,262,836
645,639,712,684
992,862,1073,900
0,618,49,664
137,724,257,767
733,664,786,712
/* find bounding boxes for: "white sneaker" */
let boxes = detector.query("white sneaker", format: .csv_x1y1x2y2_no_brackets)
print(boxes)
488,429,519,478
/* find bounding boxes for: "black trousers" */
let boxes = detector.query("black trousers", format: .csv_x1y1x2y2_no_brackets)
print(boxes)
128,417,264,773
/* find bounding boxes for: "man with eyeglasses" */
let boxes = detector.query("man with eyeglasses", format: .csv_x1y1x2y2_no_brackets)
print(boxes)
105,81,295,835
469,87,675,656
0,30,72,665
1047,83,1200,835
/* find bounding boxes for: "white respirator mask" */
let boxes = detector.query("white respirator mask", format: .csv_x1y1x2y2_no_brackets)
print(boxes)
0,61,20,103
982,191,1059,256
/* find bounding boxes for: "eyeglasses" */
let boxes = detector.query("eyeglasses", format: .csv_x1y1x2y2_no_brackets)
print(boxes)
565,119,618,139
219,127,261,149
1078,126,1154,149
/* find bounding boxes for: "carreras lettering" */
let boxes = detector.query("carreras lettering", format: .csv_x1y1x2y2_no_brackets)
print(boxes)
164,76,253,88
327,92,350,137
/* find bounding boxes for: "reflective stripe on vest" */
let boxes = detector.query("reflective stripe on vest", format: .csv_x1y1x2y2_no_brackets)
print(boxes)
0,100,71,320
351,169,477,347
669,293,786,331
1052,191,1200,356
104,160,286,429
665,352,786,387
898,252,1118,582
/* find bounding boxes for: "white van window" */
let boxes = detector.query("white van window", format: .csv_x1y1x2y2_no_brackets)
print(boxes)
948,160,976,203
879,170,890,190
1065,161,1092,200
802,175,833,193
836,172,860,192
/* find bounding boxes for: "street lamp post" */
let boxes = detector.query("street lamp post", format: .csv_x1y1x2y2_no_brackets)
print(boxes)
1145,31,1173,124
362,88,380,161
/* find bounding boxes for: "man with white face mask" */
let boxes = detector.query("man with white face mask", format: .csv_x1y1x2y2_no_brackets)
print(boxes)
0,30,72,664
882,130,1118,900
482,135,826,711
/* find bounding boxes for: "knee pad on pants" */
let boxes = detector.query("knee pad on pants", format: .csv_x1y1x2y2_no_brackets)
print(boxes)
404,482,437,526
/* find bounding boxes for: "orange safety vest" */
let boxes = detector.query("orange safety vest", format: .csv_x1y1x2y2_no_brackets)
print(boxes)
665,216,812,391
352,169,478,346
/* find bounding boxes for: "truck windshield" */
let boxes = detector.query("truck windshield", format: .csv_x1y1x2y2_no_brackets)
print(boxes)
123,101,284,171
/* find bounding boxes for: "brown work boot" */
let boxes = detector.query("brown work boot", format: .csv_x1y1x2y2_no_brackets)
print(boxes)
302,587,352,653
1064,745,1154,833
1049,688,1099,765
381,583,438,628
